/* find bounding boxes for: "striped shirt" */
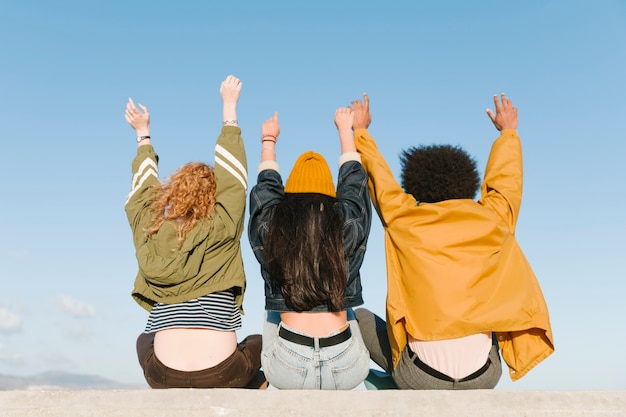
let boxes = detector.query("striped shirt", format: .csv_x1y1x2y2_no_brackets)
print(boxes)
144,291,242,333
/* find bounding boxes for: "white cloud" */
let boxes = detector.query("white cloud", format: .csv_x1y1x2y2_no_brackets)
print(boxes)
0,307,22,334
56,295,96,318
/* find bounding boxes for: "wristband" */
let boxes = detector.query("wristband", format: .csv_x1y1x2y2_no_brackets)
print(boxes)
136,135,151,143
261,134,277,143
223,120,238,126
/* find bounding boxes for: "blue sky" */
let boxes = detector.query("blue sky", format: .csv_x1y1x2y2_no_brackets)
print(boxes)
1,0,625,390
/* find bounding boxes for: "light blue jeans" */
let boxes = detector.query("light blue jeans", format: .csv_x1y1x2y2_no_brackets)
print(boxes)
262,309,370,390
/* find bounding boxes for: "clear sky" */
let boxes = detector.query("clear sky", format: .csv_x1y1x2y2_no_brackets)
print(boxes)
1,0,625,390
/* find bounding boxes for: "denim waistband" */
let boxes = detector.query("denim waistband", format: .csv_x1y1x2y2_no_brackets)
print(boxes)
278,325,352,348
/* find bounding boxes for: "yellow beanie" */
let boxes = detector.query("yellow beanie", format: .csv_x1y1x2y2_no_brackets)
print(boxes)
284,151,336,197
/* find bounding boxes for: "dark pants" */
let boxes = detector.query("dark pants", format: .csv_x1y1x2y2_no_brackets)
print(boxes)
355,308,502,390
136,332,265,389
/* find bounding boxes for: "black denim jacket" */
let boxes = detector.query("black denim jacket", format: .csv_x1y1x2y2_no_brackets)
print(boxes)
248,160,372,312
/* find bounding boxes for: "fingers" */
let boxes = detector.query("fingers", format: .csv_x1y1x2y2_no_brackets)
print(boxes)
496,92,516,110
486,108,496,123
495,93,517,112
126,98,137,115
492,94,501,112
488,93,511,116
351,93,369,109
222,74,242,90
501,93,513,111
335,106,353,118
125,99,146,116
125,97,149,129
265,112,278,124
125,98,135,120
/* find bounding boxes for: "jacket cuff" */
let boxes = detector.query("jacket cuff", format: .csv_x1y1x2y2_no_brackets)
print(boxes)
339,152,361,167
500,129,518,137
258,160,279,174
221,125,242,134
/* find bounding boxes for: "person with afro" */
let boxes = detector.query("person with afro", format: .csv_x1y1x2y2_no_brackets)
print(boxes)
351,93,554,389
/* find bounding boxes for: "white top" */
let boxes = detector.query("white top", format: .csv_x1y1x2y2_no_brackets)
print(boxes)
408,332,492,379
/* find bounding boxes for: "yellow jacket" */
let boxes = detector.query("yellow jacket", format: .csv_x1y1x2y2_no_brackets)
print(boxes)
354,128,554,381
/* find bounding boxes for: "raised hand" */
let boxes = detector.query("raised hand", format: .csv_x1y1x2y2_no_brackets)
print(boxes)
260,112,279,163
125,98,150,136
220,75,242,106
352,93,371,130
261,112,280,142
486,93,518,131
335,106,356,154
334,106,354,132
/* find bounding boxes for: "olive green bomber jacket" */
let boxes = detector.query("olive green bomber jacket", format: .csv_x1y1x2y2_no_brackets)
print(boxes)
125,126,248,312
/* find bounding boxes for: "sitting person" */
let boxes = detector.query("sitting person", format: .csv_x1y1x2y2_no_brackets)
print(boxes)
352,92,554,389
248,108,371,389
124,75,265,389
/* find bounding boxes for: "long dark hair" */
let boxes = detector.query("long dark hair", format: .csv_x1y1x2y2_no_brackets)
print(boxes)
264,193,346,311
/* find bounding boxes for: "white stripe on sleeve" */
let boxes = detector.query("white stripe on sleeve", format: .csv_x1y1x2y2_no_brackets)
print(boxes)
215,144,247,189
125,165,158,206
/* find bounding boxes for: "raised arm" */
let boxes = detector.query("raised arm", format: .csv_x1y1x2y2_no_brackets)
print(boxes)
124,97,159,246
213,75,248,236
334,106,356,154
352,93,414,228
260,112,280,164
480,93,523,231
220,75,241,127
248,112,284,263
334,104,371,261
125,98,151,147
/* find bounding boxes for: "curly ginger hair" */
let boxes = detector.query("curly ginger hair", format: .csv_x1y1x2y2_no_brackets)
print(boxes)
144,162,217,245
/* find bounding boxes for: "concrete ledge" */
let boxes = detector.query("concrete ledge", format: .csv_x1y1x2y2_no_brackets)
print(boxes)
1,389,625,417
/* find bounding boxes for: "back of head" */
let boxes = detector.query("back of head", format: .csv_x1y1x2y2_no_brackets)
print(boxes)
284,151,336,198
265,151,345,312
146,162,217,243
400,144,480,203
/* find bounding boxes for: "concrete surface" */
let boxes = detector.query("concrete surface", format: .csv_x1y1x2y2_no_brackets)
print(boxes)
1,389,625,417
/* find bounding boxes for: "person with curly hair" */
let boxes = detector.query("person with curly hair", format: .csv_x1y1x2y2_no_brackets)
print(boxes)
124,75,265,389
351,93,554,389
248,108,372,389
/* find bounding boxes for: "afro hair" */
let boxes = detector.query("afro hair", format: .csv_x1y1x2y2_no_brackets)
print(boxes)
400,144,480,204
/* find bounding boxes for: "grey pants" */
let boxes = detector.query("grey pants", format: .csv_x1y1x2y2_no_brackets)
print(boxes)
354,308,502,389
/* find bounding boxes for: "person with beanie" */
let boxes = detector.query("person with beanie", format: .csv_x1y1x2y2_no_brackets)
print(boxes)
248,108,372,389
351,93,554,389
125,75,266,389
